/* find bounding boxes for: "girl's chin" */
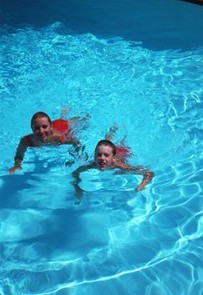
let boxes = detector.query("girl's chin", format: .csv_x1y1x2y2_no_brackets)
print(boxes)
38,137,49,143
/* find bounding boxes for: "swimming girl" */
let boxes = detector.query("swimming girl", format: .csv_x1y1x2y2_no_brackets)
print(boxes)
9,111,87,174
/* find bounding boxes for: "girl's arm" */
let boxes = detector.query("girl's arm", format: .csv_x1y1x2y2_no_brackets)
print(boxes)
9,137,28,174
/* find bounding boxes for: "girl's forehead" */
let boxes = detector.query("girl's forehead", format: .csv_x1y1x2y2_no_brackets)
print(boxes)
33,117,50,125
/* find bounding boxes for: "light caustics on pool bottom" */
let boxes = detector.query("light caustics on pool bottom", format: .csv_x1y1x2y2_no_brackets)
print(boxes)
0,23,203,295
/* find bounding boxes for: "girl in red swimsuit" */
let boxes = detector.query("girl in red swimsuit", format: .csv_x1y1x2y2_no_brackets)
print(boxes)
9,111,86,174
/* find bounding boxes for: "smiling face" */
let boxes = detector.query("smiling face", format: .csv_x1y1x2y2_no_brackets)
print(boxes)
95,144,115,170
31,117,53,142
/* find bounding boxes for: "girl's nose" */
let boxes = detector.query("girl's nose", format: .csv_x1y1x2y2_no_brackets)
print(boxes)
39,127,44,132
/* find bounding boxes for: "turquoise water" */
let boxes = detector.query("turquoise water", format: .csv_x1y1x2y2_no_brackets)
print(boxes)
0,1,203,294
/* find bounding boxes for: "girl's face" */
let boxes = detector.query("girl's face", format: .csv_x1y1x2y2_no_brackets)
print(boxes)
95,144,115,170
32,117,52,142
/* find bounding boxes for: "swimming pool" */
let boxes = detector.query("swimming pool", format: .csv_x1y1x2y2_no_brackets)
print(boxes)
0,0,203,294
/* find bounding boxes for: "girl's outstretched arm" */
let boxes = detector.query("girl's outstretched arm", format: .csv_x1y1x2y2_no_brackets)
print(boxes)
9,137,28,174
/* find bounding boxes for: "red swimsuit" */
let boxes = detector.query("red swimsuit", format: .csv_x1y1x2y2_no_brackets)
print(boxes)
51,119,70,133
115,146,131,161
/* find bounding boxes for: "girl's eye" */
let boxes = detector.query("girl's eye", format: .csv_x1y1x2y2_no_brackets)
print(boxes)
34,125,48,130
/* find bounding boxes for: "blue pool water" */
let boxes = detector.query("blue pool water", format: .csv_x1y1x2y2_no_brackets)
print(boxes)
0,0,203,294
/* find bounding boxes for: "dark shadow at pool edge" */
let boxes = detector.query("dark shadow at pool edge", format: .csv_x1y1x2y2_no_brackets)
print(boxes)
1,0,203,50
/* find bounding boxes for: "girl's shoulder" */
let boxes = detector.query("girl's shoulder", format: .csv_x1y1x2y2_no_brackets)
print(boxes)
22,134,35,147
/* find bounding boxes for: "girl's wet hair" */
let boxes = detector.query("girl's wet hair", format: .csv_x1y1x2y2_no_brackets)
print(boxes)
31,112,52,128
95,139,116,156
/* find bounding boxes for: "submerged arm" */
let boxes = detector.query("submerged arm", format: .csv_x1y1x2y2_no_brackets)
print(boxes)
115,160,154,191
72,163,94,201
9,137,28,174
135,170,154,191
